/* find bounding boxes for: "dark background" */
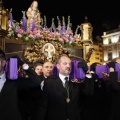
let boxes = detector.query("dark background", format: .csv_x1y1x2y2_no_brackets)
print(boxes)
2,0,120,40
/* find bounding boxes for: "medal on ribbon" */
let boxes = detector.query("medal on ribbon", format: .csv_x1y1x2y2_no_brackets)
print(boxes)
66,98,70,103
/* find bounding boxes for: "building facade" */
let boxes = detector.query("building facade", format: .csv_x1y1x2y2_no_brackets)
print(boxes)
102,28,120,63
87,43,103,66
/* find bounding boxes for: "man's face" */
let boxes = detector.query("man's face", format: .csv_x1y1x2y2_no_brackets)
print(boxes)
57,56,71,76
42,62,53,77
35,65,43,76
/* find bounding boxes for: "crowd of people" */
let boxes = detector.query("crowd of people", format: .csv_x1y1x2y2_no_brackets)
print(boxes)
0,48,120,120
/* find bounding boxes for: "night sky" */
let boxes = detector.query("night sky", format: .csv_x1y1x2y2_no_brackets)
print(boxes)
2,0,120,40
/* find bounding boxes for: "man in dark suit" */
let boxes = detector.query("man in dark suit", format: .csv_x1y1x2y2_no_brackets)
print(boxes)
0,50,41,120
37,55,84,120
104,61,120,120
81,62,106,120
18,61,54,120
18,62,43,120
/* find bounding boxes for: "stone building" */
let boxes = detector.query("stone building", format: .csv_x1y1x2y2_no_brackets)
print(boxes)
102,28,120,63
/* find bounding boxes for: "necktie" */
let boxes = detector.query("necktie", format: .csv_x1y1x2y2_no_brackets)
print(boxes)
64,77,70,103
64,77,69,89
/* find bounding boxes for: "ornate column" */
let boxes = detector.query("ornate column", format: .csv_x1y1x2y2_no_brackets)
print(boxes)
80,16,93,62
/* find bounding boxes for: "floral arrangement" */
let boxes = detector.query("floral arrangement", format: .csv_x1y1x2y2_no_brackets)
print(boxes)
7,10,81,47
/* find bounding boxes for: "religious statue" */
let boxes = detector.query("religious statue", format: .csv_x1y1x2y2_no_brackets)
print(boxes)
26,0,41,29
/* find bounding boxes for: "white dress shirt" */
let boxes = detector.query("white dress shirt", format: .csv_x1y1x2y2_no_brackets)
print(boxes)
59,74,69,87
0,72,6,92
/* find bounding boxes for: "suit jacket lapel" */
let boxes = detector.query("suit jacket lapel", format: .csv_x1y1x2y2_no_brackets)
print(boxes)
0,80,8,97
69,79,73,99
55,77,67,97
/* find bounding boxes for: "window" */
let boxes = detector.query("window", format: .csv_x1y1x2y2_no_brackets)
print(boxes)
95,57,99,60
95,53,99,55
108,52,112,61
